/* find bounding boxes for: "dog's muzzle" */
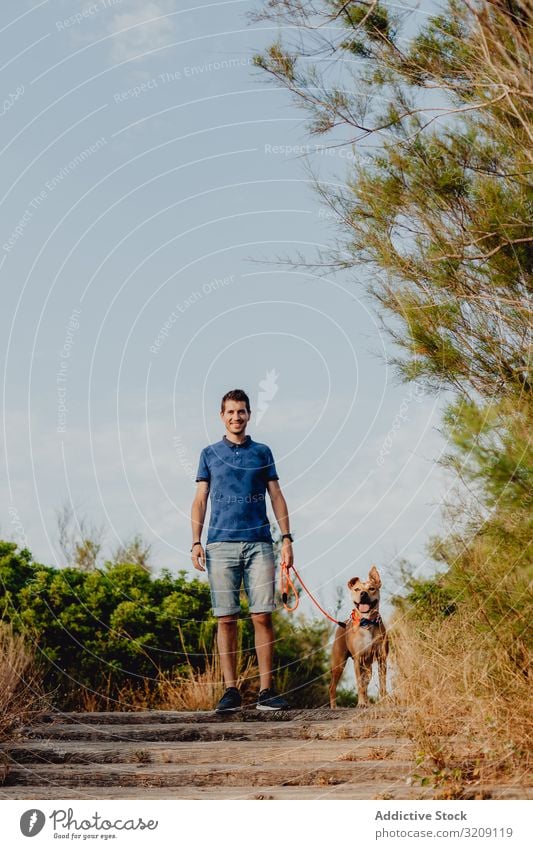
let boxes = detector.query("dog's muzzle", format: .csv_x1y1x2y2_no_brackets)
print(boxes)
355,592,378,609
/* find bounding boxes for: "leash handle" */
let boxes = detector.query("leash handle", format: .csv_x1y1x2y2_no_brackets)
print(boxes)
280,560,299,612
280,561,346,627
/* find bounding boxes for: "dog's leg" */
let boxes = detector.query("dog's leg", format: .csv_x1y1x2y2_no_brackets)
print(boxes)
378,642,387,700
353,656,365,708
329,655,349,710
329,653,348,709
329,628,349,709
355,658,372,708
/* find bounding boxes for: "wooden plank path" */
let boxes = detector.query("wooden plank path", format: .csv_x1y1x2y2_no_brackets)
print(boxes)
0,707,529,800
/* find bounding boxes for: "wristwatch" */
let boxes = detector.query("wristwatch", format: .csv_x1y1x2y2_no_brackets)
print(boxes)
281,533,293,543
190,541,202,552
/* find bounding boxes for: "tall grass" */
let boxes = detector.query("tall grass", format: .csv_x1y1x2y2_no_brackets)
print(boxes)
157,646,258,710
391,530,532,793
0,622,44,742
79,636,259,712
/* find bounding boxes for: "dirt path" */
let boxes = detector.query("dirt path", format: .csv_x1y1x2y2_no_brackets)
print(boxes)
0,708,529,800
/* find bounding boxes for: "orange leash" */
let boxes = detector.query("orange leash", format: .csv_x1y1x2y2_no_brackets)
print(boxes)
280,559,300,612
280,561,346,628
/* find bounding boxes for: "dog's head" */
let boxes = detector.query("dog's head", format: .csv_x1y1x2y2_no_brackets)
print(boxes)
347,565,381,615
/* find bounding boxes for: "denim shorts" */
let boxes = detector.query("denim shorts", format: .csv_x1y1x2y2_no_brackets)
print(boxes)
205,541,276,617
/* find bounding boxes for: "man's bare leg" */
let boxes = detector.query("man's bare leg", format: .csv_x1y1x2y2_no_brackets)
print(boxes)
251,612,274,691
217,615,238,688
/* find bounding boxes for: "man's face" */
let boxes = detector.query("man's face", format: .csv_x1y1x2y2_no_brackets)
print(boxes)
220,400,250,434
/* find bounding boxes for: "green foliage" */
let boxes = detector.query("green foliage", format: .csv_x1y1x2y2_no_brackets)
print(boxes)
337,1,391,39
272,613,330,707
253,41,296,81
393,575,457,621
0,541,34,602
442,397,532,510
0,542,331,709
340,38,371,58
1,549,213,706
396,507,532,681
402,13,469,86
254,0,532,399
334,687,357,707
254,0,532,734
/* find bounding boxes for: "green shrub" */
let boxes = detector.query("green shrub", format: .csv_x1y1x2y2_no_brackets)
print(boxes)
0,541,330,709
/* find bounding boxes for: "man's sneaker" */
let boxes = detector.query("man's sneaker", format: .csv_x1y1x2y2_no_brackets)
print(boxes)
256,687,290,711
215,687,242,713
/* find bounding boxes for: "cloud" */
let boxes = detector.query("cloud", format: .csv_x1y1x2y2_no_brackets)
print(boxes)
106,0,178,65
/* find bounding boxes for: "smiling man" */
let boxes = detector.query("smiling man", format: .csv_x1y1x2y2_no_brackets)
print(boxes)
191,388,293,712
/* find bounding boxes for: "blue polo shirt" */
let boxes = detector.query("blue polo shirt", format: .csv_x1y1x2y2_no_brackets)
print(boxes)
195,435,279,543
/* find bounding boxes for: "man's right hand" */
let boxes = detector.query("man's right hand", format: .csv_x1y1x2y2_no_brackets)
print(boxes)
191,544,206,572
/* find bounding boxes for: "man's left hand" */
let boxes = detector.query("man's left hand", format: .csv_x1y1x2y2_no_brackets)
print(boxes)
281,539,294,568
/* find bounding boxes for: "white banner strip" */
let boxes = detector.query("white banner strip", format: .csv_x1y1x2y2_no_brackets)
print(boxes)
1,799,531,848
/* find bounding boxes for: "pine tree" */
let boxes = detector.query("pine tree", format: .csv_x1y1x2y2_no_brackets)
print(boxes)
252,0,532,772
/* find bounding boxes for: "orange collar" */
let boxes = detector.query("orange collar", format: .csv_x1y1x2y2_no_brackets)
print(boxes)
351,609,382,628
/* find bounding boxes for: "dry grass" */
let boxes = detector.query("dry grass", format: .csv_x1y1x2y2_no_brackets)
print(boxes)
157,646,258,711
155,630,223,711
132,750,151,763
368,747,394,760
0,622,44,743
391,614,532,790
79,673,143,712
338,747,394,761
79,640,260,712
156,651,224,712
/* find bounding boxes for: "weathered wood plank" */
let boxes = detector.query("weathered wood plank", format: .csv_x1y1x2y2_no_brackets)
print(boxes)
6,708,528,801
0,783,529,800
5,760,414,787
20,720,405,743
34,708,359,725
2,737,414,766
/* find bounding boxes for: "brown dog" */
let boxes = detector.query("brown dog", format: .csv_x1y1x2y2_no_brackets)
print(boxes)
329,565,388,709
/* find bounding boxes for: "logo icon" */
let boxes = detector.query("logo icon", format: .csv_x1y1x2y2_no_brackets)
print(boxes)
20,809,46,837
256,368,279,426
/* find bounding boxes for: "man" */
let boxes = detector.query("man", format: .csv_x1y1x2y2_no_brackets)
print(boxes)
191,388,293,712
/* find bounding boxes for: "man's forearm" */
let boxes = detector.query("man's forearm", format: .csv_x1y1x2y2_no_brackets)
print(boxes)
271,494,290,536
191,501,207,542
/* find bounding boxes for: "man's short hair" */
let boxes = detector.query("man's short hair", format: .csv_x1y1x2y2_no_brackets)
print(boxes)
221,388,251,414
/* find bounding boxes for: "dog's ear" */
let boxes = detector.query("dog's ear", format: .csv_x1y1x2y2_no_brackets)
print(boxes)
369,565,381,588
347,577,359,589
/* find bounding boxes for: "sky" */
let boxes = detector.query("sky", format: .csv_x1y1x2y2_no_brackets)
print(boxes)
0,0,452,619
